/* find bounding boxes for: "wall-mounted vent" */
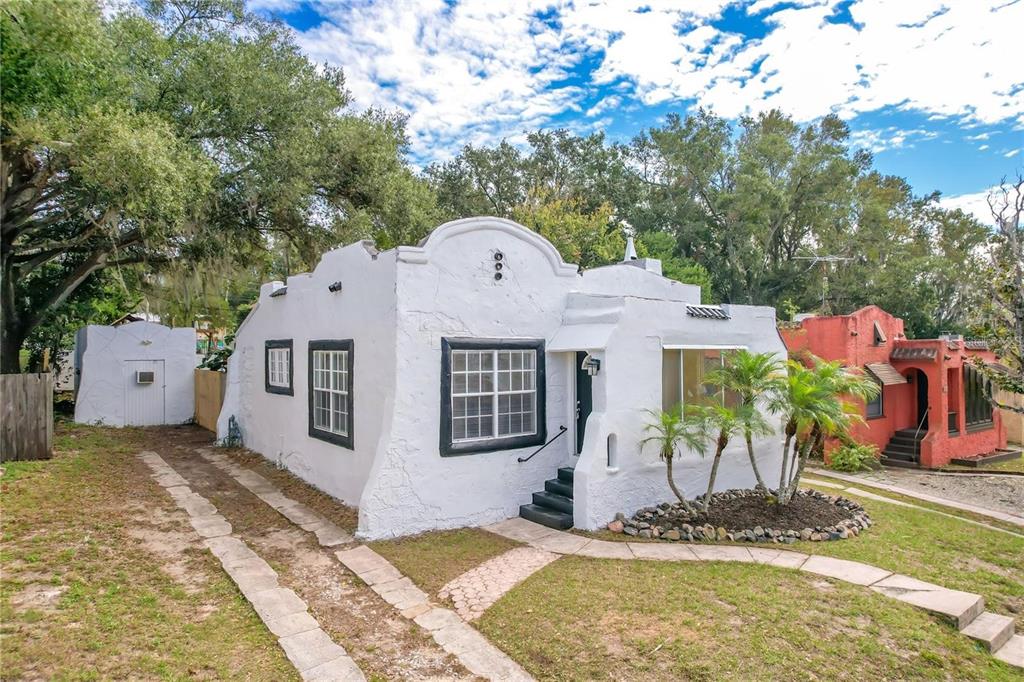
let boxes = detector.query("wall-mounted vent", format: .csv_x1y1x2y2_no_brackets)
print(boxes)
136,370,155,384
686,305,730,320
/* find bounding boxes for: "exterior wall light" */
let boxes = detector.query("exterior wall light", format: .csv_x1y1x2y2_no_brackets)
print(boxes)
581,353,601,376
328,281,343,293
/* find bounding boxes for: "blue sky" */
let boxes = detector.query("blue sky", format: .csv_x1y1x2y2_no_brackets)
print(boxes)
250,0,1023,221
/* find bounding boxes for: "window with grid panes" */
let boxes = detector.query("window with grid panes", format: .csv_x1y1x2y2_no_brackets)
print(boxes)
441,339,546,455
308,340,353,448
264,339,293,395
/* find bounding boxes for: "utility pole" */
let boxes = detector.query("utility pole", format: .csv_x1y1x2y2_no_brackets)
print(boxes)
793,255,855,314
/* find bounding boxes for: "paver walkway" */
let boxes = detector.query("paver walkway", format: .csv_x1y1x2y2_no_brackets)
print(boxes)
197,448,354,547
439,547,559,621
199,448,532,680
807,468,1024,528
336,545,535,681
484,517,1023,670
138,451,365,681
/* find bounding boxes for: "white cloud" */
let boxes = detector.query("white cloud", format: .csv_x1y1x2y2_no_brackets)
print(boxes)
939,186,1000,225
276,0,1024,162
848,126,939,153
1005,149,1021,158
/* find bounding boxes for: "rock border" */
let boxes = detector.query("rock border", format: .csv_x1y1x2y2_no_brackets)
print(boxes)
608,489,871,543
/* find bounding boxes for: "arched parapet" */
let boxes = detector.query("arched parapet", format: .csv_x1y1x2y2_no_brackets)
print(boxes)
396,217,580,278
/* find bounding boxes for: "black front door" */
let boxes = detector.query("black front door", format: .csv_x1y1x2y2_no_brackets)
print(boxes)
575,352,593,454
915,370,929,429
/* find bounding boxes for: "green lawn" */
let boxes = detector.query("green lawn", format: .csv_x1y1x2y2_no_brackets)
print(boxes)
586,487,1024,627
948,456,1024,474
478,558,1020,681
370,528,521,596
1,424,295,680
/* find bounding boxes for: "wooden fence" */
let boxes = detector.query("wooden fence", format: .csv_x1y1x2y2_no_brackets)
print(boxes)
194,369,226,433
996,388,1024,446
1,372,53,462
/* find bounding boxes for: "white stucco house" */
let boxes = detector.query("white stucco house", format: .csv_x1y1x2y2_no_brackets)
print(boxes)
217,217,787,539
74,322,198,427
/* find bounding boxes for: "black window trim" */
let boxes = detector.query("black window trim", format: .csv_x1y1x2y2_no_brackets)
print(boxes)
440,337,547,457
308,339,354,449
264,339,294,396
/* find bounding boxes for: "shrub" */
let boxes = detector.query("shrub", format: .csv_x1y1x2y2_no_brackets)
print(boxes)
828,442,879,472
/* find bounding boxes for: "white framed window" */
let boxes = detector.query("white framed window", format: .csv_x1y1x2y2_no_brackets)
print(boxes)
265,340,293,395
441,339,546,455
268,348,290,387
308,340,353,448
662,347,740,411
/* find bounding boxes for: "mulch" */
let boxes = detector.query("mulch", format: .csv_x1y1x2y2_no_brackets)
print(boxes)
690,493,855,530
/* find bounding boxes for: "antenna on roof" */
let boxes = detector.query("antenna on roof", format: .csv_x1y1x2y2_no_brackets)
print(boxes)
793,255,855,314
620,219,638,261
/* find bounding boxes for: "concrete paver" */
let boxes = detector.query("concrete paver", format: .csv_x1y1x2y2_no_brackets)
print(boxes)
279,628,350,673
439,547,558,621
138,451,365,681
994,634,1024,668
800,555,892,586
197,450,354,547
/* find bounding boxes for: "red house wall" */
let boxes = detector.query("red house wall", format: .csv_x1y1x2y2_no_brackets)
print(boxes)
781,306,1006,468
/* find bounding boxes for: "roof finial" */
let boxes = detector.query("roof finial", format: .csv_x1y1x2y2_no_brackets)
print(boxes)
623,235,638,261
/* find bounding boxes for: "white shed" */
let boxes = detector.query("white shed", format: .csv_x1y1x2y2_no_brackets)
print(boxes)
74,322,198,426
218,217,787,539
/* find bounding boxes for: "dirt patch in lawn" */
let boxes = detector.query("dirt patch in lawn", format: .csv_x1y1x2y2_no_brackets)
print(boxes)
154,428,477,681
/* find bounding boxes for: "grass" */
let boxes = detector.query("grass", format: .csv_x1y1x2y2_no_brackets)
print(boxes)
586,487,1024,627
370,528,521,595
1,423,296,680
478,558,1020,681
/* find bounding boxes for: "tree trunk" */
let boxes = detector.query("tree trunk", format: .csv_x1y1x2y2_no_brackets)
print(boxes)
0,259,25,373
744,430,768,492
665,453,696,514
780,427,822,504
702,434,727,513
779,419,796,492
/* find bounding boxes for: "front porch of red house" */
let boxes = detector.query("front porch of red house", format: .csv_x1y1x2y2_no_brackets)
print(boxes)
780,305,1008,469
863,339,1006,468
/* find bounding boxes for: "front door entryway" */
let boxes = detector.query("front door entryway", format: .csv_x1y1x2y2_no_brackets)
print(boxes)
914,369,929,430
575,351,593,454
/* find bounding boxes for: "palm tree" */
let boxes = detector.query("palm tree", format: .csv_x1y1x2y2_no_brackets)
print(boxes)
689,403,772,513
773,357,879,505
640,405,708,514
706,350,784,493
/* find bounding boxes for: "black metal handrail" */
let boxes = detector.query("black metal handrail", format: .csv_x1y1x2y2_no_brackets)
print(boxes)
518,425,568,463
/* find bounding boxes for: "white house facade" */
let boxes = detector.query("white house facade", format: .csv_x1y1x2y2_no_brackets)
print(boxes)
74,321,198,427
217,217,787,539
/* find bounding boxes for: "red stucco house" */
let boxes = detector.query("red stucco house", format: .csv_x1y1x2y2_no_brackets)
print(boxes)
780,305,1007,468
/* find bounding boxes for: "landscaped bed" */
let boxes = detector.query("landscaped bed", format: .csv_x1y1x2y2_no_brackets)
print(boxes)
609,488,870,543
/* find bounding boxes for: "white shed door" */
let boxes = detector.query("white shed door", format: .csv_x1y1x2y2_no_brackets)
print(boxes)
123,360,166,426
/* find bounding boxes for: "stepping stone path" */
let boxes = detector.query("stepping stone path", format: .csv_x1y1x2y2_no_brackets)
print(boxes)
138,452,365,681
197,449,353,547
336,545,534,682
439,547,558,621
484,517,1023,670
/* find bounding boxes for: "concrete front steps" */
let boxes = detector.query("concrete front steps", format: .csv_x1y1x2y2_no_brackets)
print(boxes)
519,466,574,530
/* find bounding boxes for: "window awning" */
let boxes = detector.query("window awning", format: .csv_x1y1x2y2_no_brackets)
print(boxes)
890,346,937,361
865,362,907,385
547,324,616,352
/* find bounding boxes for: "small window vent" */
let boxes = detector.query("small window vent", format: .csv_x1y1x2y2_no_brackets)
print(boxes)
136,370,155,384
686,305,730,320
